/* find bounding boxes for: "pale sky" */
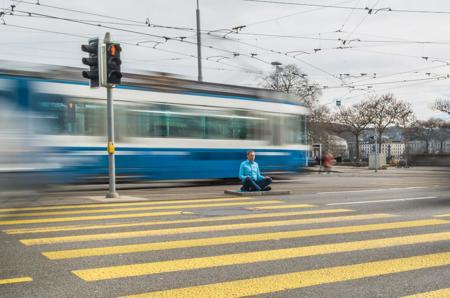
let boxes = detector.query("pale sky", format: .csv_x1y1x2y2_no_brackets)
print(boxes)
1,0,450,120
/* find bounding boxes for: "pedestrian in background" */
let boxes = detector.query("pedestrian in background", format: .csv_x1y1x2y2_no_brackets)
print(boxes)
323,151,335,174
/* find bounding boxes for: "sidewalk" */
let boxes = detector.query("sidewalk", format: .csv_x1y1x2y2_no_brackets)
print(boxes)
304,165,370,174
0,166,447,208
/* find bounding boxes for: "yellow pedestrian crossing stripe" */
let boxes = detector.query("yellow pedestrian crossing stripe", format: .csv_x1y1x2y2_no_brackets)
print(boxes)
248,204,315,210
0,200,282,218
3,209,352,235
3,196,450,297
0,211,187,226
0,197,251,213
434,214,450,218
20,213,393,245
73,230,450,282
0,277,32,285
125,251,450,298
402,288,450,298
42,218,448,260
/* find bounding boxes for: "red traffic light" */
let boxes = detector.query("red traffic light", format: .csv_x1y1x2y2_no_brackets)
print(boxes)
108,44,121,56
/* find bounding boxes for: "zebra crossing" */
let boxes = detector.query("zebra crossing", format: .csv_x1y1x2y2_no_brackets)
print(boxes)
1,196,450,297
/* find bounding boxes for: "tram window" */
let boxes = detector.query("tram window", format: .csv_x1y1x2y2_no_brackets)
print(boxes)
125,104,268,140
126,104,167,137
166,111,203,139
125,105,204,138
284,115,306,144
205,117,233,139
69,102,106,136
32,95,66,134
31,94,105,135
0,91,13,106
206,115,267,140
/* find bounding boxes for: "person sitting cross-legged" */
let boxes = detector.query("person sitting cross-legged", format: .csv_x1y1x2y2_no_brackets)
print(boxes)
239,150,272,192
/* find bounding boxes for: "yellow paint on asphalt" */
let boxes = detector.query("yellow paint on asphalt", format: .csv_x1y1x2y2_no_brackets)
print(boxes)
0,277,32,285
20,213,393,246
249,204,315,210
0,211,187,226
73,230,450,282
4,209,353,235
0,197,251,213
402,288,450,298
42,218,448,260
124,251,450,298
434,214,450,218
0,201,282,218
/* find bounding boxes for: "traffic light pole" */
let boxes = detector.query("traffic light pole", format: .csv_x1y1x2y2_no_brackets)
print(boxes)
104,32,119,198
106,85,118,198
82,32,122,198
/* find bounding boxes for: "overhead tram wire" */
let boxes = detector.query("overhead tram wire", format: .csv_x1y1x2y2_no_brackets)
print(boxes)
12,0,200,32
220,31,450,45
326,76,450,90
1,20,265,76
347,48,450,61
9,8,450,45
5,14,195,28
20,1,448,47
243,0,450,15
9,3,450,88
343,0,382,41
244,0,355,27
205,31,345,82
8,12,434,49
333,77,450,105
13,0,251,35
347,64,450,85
11,8,274,66
338,0,361,31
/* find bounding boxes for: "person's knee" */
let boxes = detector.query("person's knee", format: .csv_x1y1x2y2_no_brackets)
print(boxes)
266,177,272,184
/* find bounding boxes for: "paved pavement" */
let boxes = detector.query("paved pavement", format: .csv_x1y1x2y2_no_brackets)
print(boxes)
0,166,449,297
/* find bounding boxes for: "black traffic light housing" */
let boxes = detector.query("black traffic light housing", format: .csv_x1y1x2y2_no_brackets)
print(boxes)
106,42,122,85
81,38,99,87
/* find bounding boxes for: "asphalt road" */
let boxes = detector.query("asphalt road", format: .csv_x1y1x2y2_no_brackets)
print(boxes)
0,166,449,298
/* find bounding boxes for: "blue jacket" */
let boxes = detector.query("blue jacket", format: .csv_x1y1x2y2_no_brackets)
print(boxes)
239,160,264,181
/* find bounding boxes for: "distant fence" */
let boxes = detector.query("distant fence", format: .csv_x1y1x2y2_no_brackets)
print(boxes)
408,153,450,166
335,162,368,167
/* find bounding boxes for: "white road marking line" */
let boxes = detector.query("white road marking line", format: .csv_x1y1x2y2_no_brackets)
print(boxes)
317,187,427,195
327,196,437,206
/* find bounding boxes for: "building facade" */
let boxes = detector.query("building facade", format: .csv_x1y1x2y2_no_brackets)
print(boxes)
407,140,450,154
360,141,405,159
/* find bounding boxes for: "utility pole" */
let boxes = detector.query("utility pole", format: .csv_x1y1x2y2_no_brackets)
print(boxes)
374,130,378,173
196,0,203,82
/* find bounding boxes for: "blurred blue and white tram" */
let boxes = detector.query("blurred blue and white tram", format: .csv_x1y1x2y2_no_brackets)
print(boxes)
0,62,309,183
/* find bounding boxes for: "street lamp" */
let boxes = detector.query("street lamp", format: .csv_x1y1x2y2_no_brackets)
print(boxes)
271,61,282,73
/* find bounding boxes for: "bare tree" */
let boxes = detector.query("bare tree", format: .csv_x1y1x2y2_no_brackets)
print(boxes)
398,112,417,165
262,64,328,145
367,94,414,151
414,119,442,153
433,120,450,153
433,98,450,114
333,100,373,161
262,64,322,107
308,104,332,146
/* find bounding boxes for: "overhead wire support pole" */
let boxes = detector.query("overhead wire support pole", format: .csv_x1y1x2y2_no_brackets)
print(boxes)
196,0,203,81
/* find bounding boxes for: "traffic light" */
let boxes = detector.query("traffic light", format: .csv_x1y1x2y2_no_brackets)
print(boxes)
81,38,100,87
105,42,122,85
